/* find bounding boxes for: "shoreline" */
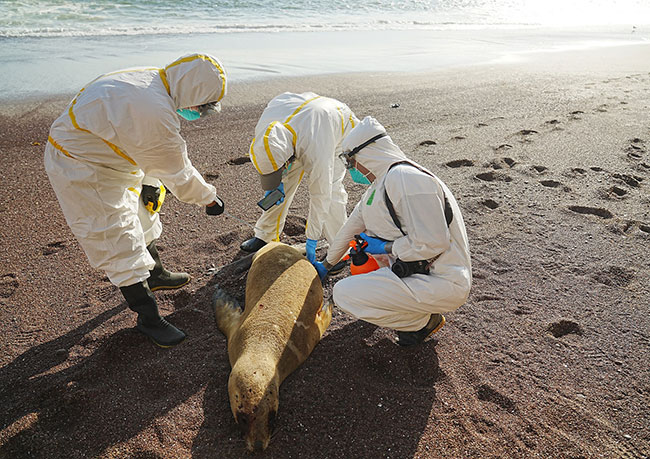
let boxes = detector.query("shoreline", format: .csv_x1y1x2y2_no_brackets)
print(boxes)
1,25,647,103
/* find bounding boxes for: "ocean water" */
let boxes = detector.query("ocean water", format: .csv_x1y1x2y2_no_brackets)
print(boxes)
1,0,649,100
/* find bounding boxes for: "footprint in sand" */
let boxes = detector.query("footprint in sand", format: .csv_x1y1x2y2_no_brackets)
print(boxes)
532,165,548,173
475,171,513,182
43,241,66,256
480,199,499,210
547,320,582,338
613,173,643,188
205,173,219,180
493,144,513,151
607,186,628,198
540,180,571,192
446,159,474,168
595,104,608,113
0,273,19,298
544,119,563,131
514,129,538,144
568,205,613,219
592,266,635,287
226,156,250,165
451,135,466,141
477,384,517,412
419,140,437,146
569,110,584,120
16,327,43,345
476,122,488,128
488,158,516,170
626,138,646,160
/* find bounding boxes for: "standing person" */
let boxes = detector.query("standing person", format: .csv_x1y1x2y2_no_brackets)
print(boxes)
44,53,227,348
315,117,472,346
240,92,358,272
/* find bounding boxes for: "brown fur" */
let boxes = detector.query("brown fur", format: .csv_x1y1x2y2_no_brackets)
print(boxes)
213,242,332,452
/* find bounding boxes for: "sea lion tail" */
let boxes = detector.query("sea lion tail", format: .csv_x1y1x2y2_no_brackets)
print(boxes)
213,286,243,339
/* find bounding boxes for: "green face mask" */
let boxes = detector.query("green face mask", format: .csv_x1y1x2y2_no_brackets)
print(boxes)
348,167,371,185
177,108,201,121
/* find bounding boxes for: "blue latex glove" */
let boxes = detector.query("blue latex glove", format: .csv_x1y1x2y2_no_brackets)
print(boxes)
264,182,285,205
359,232,387,254
313,261,328,280
305,238,318,264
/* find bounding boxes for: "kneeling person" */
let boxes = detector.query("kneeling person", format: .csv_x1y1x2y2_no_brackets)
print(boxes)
315,117,472,346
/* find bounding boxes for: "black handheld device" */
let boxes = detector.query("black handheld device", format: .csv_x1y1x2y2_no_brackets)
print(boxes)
257,188,285,211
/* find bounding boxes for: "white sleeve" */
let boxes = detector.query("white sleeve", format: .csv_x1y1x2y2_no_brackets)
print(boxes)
325,201,365,265
387,170,451,261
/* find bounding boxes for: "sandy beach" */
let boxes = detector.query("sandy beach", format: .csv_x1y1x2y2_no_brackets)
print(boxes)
1,43,649,458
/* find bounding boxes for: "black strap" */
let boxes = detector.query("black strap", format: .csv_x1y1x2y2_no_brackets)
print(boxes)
346,133,388,158
384,161,453,236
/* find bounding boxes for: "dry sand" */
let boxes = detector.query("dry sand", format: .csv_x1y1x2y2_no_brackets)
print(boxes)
1,44,649,458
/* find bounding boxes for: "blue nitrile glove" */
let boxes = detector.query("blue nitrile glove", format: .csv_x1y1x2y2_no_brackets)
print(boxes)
305,238,318,264
314,261,328,280
359,232,387,254
264,182,285,205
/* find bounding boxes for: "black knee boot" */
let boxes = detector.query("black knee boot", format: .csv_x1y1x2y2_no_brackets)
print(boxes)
146,241,190,291
120,281,186,347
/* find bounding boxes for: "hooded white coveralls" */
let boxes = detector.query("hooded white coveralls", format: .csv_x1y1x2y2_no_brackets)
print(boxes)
248,92,358,243
326,117,472,332
44,53,226,287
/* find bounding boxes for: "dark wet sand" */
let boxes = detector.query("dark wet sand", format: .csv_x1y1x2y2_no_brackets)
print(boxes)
1,44,649,458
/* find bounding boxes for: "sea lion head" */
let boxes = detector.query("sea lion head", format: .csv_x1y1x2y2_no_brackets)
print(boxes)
228,357,279,452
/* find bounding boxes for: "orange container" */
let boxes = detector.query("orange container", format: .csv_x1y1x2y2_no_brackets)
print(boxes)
347,238,380,275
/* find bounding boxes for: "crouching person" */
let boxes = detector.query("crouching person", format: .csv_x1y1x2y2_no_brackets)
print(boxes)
314,117,472,346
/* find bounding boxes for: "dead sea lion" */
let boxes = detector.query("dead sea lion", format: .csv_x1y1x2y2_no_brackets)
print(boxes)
213,242,332,452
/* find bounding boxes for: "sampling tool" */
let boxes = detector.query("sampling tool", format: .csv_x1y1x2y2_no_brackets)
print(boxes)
344,234,380,275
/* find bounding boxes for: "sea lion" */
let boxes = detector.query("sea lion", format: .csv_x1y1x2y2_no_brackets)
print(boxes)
213,242,332,452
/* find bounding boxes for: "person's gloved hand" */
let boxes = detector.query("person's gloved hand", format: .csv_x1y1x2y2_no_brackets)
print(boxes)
141,185,161,211
313,261,328,281
305,238,318,264
206,196,224,215
264,182,285,205
359,232,387,254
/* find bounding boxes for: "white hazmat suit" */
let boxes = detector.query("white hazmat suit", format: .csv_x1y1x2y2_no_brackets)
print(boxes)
44,53,226,287
326,117,472,332
248,92,359,243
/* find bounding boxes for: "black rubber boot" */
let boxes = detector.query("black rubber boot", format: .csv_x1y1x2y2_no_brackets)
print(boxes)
397,313,445,347
120,281,186,348
146,241,190,291
327,259,348,276
240,237,267,253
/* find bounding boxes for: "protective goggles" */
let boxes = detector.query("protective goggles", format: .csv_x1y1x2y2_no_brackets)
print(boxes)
198,101,221,117
339,133,387,169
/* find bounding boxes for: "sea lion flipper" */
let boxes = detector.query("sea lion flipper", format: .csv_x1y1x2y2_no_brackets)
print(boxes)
213,286,243,340
316,297,333,336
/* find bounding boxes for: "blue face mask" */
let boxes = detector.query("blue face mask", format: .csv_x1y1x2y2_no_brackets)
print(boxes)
348,167,371,185
177,108,201,121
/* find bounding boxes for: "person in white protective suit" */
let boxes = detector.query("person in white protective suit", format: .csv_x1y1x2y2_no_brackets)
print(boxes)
240,92,358,272
44,53,227,348
314,116,472,347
